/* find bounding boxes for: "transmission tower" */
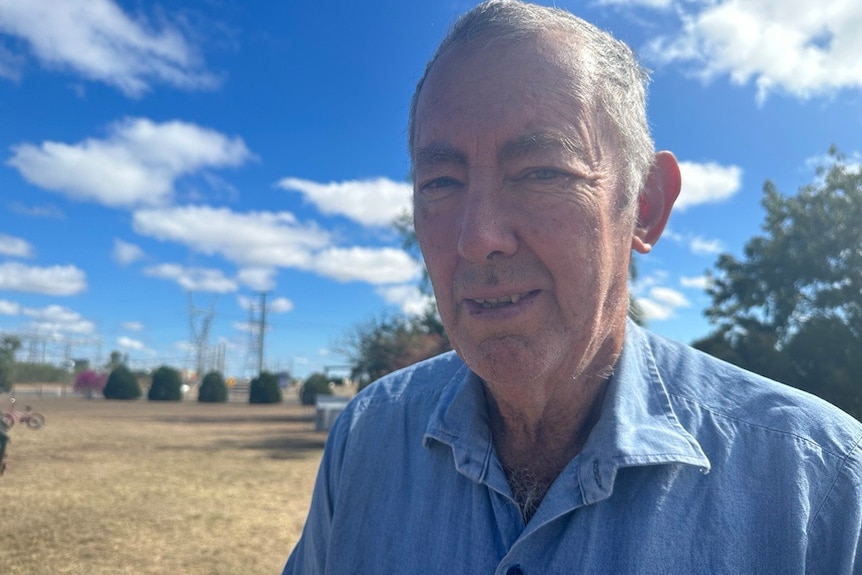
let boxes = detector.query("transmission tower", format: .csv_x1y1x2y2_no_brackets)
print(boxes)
244,292,268,378
188,293,215,382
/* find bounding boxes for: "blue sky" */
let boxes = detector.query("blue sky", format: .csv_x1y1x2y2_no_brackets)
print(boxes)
0,0,860,379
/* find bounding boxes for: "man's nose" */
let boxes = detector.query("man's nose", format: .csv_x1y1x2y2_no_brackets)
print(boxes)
456,175,518,263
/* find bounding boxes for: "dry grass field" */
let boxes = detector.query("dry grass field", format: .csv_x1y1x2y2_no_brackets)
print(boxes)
0,391,326,575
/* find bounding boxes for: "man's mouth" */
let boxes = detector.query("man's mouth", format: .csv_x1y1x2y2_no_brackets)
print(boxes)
471,290,535,309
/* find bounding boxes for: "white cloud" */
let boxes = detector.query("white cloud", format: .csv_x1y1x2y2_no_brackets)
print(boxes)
680,275,711,290
676,161,742,210
278,177,412,227
636,297,675,321
636,286,690,321
0,233,34,258
595,0,673,7
117,336,145,351
8,117,252,209
0,43,21,80
144,263,238,293
376,284,434,316
0,0,218,96
236,295,257,311
113,238,145,265
269,297,294,314
7,202,65,219
24,305,81,322
237,294,293,314
690,236,723,255
650,286,691,308
0,262,86,295
645,0,862,102
635,270,670,290
311,247,420,285
133,205,419,286
237,268,276,291
663,228,725,256
232,320,255,333
122,321,144,331
133,206,329,268
22,304,96,335
0,299,21,315
175,340,193,352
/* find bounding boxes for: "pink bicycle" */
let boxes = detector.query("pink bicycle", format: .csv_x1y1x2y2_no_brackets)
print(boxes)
1,397,45,430
0,426,7,475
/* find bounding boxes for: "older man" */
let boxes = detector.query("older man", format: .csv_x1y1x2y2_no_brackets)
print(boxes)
283,2,862,573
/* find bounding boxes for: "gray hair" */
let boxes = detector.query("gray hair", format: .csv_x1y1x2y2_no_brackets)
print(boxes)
408,0,655,210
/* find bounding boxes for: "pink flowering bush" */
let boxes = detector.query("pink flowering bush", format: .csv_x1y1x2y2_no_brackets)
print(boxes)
74,370,108,399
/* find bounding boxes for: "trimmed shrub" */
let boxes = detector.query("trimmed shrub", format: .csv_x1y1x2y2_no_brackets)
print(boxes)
198,371,228,403
103,365,141,400
300,372,333,406
148,366,183,401
249,371,281,404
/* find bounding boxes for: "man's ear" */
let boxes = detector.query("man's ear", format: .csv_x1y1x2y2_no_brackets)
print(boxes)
632,151,681,254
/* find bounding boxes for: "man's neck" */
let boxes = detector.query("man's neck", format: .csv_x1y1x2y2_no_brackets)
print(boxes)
485,366,610,523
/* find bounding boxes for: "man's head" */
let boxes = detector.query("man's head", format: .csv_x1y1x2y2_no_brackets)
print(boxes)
409,0,680,399
409,0,656,212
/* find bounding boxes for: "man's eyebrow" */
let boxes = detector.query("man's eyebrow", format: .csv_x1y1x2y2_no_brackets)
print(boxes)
412,143,468,170
498,131,590,164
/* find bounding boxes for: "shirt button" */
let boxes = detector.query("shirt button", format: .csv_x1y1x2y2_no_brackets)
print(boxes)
506,566,524,575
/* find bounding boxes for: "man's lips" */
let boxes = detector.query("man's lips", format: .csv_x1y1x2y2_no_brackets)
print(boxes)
466,289,541,309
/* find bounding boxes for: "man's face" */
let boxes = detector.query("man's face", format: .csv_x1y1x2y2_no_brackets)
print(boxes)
412,35,638,395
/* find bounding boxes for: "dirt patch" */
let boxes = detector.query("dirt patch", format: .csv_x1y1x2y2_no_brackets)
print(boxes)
0,395,324,575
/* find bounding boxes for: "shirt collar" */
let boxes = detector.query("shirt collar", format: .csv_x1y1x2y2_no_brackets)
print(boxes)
424,363,496,485
423,321,711,502
577,321,710,504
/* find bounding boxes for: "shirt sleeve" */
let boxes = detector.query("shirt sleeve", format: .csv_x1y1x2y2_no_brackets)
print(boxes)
805,437,862,574
281,410,351,575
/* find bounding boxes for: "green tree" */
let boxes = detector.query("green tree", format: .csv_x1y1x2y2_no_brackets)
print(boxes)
198,371,228,403
148,366,183,401
340,311,451,390
0,336,21,393
249,371,282,404
13,362,69,383
695,148,862,418
300,372,334,406
106,351,125,371
103,365,142,400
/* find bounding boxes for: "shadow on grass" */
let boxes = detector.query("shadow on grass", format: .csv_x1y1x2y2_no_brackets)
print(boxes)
151,412,315,425
150,428,327,460
229,435,327,460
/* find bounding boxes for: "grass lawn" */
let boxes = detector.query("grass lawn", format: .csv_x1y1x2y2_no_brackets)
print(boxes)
0,391,325,575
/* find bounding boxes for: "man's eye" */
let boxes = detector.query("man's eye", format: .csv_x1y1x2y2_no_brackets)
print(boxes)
420,176,461,191
523,168,567,181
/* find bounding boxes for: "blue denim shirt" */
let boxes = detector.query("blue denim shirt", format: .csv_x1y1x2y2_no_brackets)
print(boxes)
284,323,862,574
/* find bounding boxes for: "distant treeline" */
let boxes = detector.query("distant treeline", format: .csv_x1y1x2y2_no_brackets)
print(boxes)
12,362,72,384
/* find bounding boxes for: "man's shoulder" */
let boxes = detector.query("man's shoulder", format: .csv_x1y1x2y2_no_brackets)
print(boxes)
638,327,862,456
360,350,464,398
322,351,468,459
341,351,467,419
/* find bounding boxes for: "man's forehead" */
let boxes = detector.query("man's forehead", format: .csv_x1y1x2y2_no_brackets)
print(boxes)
430,29,585,82
415,34,587,116
412,131,592,169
